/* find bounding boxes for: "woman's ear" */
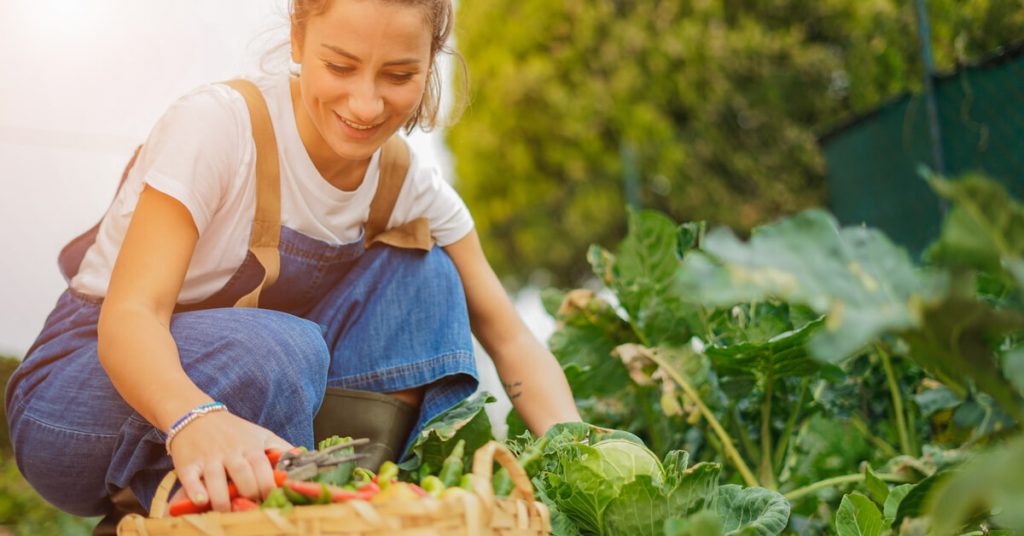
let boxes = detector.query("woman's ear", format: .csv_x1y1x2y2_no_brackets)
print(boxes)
290,20,303,65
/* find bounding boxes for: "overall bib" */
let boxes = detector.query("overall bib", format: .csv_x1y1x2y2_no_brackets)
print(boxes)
3,80,479,518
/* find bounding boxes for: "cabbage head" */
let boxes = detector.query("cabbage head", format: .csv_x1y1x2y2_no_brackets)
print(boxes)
541,434,719,536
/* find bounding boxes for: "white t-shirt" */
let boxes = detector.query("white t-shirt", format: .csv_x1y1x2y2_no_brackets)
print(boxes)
71,75,474,304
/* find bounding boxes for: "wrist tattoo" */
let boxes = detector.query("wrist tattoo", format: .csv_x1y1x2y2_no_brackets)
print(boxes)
503,381,523,401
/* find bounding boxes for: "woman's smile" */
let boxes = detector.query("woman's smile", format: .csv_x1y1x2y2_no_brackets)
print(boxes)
335,111,384,139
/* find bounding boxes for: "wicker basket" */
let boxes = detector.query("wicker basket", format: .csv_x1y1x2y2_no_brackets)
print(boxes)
116,441,551,535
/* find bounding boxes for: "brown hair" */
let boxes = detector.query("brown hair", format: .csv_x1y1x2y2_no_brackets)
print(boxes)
290,0,468,133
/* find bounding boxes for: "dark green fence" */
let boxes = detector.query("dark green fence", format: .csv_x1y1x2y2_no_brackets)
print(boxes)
822,45,1024,257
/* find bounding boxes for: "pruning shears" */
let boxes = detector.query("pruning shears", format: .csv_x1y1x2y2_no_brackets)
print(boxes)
269,437,369,481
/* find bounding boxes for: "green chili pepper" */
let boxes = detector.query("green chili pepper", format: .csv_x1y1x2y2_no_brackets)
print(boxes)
459,473,475,492
377,461,399,490
417,461,434,484
282,485,311,505
492,468,513,496
261,487,293,511
352,467,375,484
494,436,551,496
439,439,466,488
420,475,445,497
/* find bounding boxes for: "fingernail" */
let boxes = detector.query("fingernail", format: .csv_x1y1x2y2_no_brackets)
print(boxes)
193,493,208,504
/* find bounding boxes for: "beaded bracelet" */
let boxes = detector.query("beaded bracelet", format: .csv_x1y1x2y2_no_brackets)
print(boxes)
164,402,228,454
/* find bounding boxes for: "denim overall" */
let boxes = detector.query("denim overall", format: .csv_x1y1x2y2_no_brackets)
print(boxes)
3,82,478,517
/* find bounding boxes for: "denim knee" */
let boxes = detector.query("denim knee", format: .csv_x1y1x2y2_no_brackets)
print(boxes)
170,308,330,444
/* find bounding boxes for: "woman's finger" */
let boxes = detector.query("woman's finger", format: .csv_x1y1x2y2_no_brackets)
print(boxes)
202,463,232,513
263,431,293,452
175,463,209,507
224,454,259,502
246,449,278,500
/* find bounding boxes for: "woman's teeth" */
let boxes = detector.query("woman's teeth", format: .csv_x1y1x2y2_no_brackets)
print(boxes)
340,116,377,130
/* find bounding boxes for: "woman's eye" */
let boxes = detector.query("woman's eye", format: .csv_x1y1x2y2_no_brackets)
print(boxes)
387,73,416,83
324,62,353,74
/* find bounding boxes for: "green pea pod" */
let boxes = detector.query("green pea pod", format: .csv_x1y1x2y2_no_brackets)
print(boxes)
438,439,466,488
377,461,399,489
420,475,445,497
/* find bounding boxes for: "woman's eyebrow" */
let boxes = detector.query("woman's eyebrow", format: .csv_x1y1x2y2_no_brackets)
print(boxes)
320,44,422,67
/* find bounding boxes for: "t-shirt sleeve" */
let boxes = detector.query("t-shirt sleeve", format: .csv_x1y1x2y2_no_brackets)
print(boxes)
390,153,475,247
131,84,247,234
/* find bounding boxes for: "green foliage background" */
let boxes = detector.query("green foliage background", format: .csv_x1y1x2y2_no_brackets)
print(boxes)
448,0,1024,285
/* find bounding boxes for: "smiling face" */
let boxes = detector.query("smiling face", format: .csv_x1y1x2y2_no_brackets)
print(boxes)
290,0,432,168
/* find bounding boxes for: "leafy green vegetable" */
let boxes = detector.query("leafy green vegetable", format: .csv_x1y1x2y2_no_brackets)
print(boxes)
399,391,495,473
717,485,791,536
834,493,883,536
675,209,933,362
927,435,1024,535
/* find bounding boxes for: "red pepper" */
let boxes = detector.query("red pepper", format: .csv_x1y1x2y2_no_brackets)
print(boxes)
169,470,288,516
286,480,379,503
265,447,304,468
230,497,259,512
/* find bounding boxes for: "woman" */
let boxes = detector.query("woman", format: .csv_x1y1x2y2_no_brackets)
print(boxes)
4,0,580,518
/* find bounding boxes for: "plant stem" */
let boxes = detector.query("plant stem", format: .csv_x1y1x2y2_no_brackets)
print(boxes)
730,406,760,462
647,350,760,487
760,373,777,490
849,416,900,459
878,345,911,455
784,472,911,502
774,377,809,472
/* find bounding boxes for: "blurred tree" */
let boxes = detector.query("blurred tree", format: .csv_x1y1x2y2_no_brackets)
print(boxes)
448,0,1024,285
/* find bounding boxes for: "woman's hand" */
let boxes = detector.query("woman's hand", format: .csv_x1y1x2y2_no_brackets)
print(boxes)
167,411,292,512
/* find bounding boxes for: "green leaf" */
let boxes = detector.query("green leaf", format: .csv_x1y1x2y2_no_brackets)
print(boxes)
716,485,791,536
925,174,1024,283
399,391,495,472
835,493,883,536
675,209,932,362
863,466,889,506
704,318,824,381
883,484,913,527
912,385,963,417
664,510,725,536
893,471,950,528
900,297,1024,420
928,435,1024,535
596,209,704,346
548,289,636,398
603,463,721,535
1003,346,1024,397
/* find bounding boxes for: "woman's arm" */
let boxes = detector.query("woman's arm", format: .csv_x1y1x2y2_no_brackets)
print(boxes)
98,185,288,510
444,229,581,435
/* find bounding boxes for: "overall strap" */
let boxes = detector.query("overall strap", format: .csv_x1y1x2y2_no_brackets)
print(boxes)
223,79,282,308
364,136,435,251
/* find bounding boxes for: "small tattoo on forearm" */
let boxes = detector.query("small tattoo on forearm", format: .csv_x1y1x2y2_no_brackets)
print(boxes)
503,381,523,401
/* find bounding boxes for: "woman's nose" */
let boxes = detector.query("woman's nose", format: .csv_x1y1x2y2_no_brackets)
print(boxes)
348,77,384,124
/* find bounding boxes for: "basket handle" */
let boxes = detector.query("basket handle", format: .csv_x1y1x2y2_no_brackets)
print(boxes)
147,470,179,519
471,441,535,507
